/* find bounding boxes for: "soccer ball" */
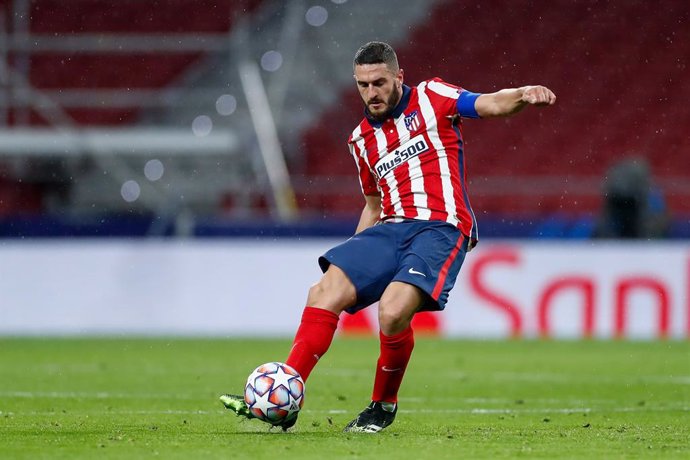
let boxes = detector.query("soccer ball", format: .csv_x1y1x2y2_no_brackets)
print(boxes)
244,362,305,425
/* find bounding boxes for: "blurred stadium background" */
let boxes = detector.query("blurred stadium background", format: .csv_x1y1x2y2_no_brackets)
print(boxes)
0,0,688,338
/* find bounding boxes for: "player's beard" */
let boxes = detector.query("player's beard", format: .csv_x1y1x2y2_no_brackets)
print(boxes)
367,84,401,121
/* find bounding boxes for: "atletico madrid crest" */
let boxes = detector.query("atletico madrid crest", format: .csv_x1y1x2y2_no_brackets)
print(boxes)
404,110,420,132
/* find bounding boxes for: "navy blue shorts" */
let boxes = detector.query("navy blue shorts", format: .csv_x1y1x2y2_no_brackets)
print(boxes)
318,220,469,314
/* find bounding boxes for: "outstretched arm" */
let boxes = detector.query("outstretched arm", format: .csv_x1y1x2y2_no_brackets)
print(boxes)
355,194,382,234
474,85,556,118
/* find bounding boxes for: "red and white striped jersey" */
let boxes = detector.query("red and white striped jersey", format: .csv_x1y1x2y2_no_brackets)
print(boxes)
348,77,479,243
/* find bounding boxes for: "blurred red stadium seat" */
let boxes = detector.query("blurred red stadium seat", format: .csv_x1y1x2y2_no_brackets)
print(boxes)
5,0,263,125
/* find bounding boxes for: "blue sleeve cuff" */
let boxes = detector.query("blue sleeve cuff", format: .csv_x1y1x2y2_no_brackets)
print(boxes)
457,90,481,118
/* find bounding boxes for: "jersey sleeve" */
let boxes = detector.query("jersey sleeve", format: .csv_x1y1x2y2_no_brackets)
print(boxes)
348,138,378,196
425,77,481,119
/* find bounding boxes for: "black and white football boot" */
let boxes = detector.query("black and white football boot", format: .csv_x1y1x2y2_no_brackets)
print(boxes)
343,401,397,433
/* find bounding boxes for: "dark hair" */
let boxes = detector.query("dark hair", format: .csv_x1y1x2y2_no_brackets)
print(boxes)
353,41,399,71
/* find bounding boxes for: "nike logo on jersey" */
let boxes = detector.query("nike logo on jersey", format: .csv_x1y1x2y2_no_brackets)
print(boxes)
408,267,426,277
374,134,430,179
381,366,402,372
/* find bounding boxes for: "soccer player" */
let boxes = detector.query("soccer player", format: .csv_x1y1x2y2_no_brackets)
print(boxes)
221,41,556,432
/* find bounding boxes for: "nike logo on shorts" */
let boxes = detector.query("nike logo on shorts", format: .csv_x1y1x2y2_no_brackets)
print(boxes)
408,267,426,277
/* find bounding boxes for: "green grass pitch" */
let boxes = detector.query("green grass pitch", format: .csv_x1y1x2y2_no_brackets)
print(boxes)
1,338,688,459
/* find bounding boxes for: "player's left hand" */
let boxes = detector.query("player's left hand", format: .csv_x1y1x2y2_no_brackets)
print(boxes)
521,85,556,106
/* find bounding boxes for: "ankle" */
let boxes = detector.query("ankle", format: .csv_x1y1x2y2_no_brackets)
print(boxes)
378,401,397,412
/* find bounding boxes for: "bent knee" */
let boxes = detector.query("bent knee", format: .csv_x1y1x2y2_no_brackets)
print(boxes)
306,270,356,313
306,282,327,306
378,305,412,335
378,284,422,335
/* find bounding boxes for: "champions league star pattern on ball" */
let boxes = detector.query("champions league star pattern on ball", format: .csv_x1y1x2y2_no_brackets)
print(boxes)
244,362,305,425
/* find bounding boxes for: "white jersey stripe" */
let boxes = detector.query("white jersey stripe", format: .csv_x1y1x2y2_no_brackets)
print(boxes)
394,112,430,219
349,125,366,192
416,81,459,227
427,80,461,99
373,126,404,218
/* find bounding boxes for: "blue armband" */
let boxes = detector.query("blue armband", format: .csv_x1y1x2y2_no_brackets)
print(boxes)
457,90,481,118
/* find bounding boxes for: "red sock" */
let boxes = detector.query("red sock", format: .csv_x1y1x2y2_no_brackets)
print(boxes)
285,306,339,381
371,326,415,403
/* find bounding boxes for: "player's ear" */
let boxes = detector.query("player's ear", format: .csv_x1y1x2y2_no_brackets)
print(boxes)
398,68,404,85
